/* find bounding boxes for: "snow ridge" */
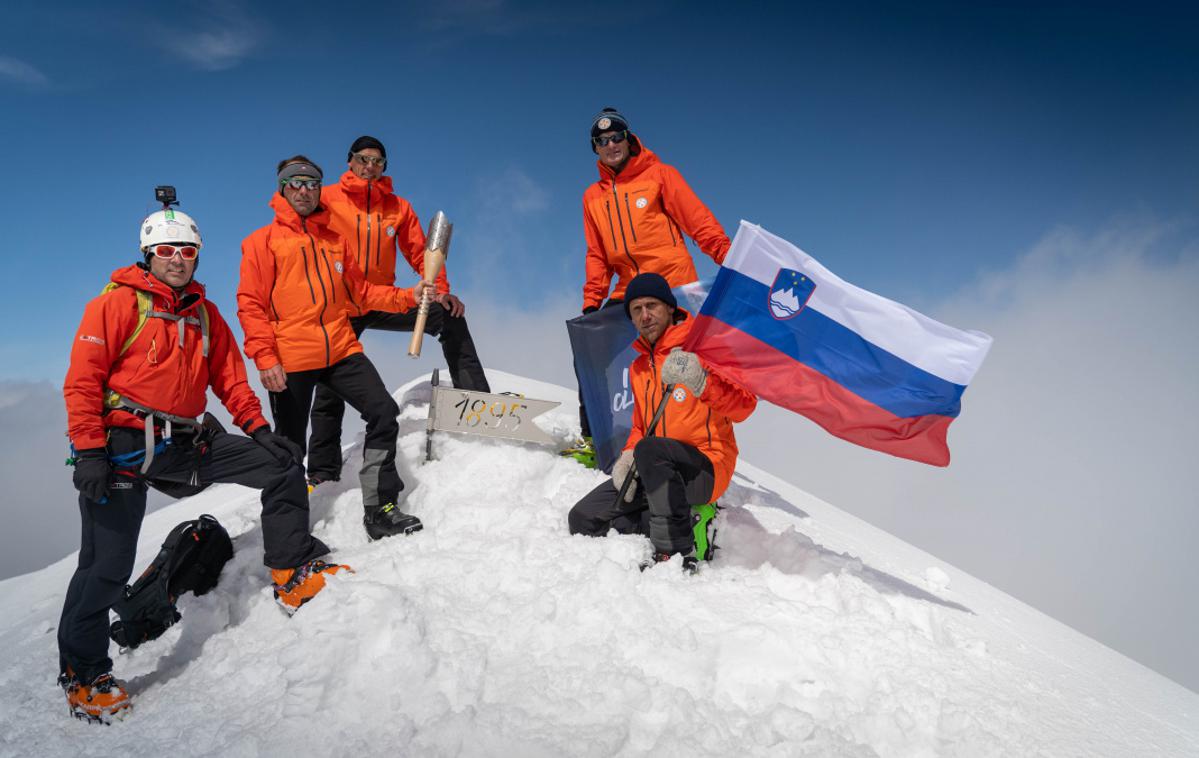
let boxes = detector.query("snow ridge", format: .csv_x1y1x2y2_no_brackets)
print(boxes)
0,371,1194,757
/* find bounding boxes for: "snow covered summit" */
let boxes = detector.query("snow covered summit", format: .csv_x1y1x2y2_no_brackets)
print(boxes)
0,370,1195,757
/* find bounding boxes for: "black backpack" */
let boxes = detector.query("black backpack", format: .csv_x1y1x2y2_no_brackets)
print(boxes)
109,514,234,649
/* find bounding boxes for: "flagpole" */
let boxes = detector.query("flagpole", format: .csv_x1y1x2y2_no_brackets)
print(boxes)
613,384,675,506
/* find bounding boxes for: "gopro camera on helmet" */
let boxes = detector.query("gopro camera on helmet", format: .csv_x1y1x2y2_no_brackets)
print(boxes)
155,185,178,208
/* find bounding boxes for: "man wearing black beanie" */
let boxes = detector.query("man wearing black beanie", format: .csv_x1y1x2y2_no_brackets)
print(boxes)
564,108,731,467
568,273,756,574
306,134,491,489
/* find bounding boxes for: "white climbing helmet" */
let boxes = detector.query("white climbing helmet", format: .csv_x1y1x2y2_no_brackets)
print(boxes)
140,208,202,252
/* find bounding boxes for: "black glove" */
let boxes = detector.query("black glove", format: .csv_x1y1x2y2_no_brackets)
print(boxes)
72,448,111,503
252,426,303,466
582,306,599,315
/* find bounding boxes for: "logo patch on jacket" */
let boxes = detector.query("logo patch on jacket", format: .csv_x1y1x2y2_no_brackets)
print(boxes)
79,335,106,345
334,261,344,273
672,387,687,403
635,197,648,209
386,226,395,237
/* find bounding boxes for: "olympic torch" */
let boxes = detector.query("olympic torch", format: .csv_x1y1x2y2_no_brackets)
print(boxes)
408,211,453,358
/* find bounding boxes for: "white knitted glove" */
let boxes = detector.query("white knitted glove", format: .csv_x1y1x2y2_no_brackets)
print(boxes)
661,348,708,397
611,449,637,503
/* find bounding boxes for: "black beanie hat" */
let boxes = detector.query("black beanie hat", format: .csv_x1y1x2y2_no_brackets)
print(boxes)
590,107,630,153
348,135,387,167
623,273,676,318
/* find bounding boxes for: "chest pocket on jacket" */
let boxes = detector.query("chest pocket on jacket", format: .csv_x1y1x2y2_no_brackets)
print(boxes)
625,183,673,249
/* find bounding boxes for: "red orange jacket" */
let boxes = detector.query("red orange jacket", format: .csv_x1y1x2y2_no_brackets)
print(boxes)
582,138,730,310
624,312,756,501
238,194,420,374
64,264,268,451
321,171,450,317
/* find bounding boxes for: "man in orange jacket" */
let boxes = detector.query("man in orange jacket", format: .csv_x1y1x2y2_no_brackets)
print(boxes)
238,156,434,541
306,135,489,487
569,108,732,461
60,204,344,723
568,273,756,573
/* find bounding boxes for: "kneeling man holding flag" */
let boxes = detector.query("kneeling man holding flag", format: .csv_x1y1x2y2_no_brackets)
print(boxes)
568,273,757,572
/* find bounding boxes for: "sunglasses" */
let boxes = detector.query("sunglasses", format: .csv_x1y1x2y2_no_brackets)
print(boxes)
353,152,386,167
152,244,199,261
592,130,628,147
281,178,321,190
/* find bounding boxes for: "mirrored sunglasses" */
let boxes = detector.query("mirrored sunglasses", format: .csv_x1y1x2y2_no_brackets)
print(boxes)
592,130,628,147
152,244,199,260
353,152,386,167
281,178,321,190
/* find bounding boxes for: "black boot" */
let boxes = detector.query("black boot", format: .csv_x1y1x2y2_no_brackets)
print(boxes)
363,503,423,540
639,549,699,575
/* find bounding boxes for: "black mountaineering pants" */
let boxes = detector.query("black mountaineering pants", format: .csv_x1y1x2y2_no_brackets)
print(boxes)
306,306,488,482
272,351,402,508
58,427,328,684
568,437,714,555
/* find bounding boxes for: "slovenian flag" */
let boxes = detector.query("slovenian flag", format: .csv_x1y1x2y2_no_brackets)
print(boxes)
685,222,992,466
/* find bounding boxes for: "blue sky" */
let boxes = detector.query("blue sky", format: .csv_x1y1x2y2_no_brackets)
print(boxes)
2,0,1195,379
2,1,1198,691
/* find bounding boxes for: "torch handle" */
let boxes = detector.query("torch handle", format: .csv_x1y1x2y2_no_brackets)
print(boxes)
407,249,445,357
408,212,452,358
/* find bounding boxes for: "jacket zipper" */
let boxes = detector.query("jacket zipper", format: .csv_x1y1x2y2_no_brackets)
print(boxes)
363,183,373,279
624,193,638,243
318,247,338,304
376,213,383,268
302,219,331,366
609,182,639,274
355,214,362,268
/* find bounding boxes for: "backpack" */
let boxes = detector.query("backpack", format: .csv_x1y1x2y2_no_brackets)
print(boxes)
109,514,234,650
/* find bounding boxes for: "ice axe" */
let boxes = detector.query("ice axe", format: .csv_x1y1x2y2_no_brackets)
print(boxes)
408,211,453,357
613,383,675,506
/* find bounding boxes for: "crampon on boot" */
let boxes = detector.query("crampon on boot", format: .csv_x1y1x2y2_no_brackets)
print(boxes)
559,436,596,469
270,560,352,614
363,503,423,540
60,670,131,724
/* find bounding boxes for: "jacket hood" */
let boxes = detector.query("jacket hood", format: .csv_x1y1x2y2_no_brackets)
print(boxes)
109,263,206,307
632,307,692,358
269,192,331,233
337,170,395,202
596,137,657,184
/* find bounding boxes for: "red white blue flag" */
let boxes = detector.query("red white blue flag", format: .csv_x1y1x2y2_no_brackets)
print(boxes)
685,222,992,466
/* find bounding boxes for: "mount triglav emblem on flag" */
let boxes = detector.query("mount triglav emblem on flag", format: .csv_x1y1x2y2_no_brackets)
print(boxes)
768,268,816,320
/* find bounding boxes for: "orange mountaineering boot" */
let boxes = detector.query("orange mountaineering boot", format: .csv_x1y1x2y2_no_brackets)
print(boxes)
270,559,352,614
60,670,131,724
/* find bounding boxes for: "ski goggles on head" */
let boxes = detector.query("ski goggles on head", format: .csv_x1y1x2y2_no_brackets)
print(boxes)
280,177,321,190
352,152,386,167
151,244,199,260
592,130,628,147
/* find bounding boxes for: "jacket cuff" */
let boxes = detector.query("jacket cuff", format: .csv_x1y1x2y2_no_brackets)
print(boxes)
253,354,280,371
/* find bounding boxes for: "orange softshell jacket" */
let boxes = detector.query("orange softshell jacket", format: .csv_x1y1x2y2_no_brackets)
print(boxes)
322,171,450,317
582,139,731,310
624,312,756,501
238,194,419,374
64,264,269,450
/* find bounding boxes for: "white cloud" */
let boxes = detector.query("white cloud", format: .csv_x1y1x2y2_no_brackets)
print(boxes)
150,1,259,72
0,56,50,88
